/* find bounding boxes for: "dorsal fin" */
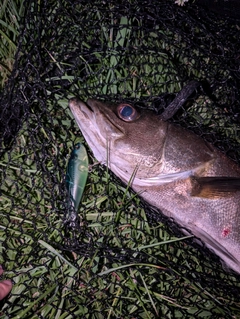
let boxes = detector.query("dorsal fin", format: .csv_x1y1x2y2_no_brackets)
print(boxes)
160,80,200,121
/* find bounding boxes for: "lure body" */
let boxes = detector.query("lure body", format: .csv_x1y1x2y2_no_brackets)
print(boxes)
66,143,88,213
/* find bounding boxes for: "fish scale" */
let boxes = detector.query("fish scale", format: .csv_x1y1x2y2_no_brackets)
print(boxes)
69,90,240,274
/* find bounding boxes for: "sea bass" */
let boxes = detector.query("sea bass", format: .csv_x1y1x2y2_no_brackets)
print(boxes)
69,94,240,274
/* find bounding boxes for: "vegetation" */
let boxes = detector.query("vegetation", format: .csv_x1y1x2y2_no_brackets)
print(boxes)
0,0,25,88
1,1,240,318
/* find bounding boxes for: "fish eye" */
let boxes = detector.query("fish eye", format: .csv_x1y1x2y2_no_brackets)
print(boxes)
117,104,139,122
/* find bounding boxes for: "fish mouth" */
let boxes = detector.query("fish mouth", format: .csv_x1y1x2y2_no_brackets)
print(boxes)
69,97,94,122
69,98,107,162
69,97,125,137
69,97,124,165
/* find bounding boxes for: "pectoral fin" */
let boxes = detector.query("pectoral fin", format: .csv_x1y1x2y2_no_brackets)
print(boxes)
191,176,240,199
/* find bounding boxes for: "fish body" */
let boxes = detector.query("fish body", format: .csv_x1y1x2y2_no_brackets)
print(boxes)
69,97,240,273
66,143,88,219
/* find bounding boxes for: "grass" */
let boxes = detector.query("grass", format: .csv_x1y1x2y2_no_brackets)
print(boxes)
2,132,239,318
0,0,25,88
1,0,240,318
2,120,239,318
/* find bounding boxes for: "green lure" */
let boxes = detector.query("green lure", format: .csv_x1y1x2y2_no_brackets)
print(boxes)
66,143,88,224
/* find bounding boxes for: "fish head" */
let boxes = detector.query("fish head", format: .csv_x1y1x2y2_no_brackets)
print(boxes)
69,98,168,183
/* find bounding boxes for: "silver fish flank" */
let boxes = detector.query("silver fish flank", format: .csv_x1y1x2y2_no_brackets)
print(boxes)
69,96,240,274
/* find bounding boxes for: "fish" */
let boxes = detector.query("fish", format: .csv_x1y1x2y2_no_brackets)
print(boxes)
66,143,88,227
68,90,240,274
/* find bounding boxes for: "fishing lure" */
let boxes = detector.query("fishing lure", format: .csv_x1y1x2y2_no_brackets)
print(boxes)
66,143,88,226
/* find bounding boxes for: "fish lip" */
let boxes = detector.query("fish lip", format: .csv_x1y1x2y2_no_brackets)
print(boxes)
85,98,96,112
69,97,94,121
85,99,94,112
69,97,93,111
70,95,125,134
69,97,106,162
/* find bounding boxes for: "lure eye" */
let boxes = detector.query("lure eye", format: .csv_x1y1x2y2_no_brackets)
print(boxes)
75,143,81,150
117,104,139,122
